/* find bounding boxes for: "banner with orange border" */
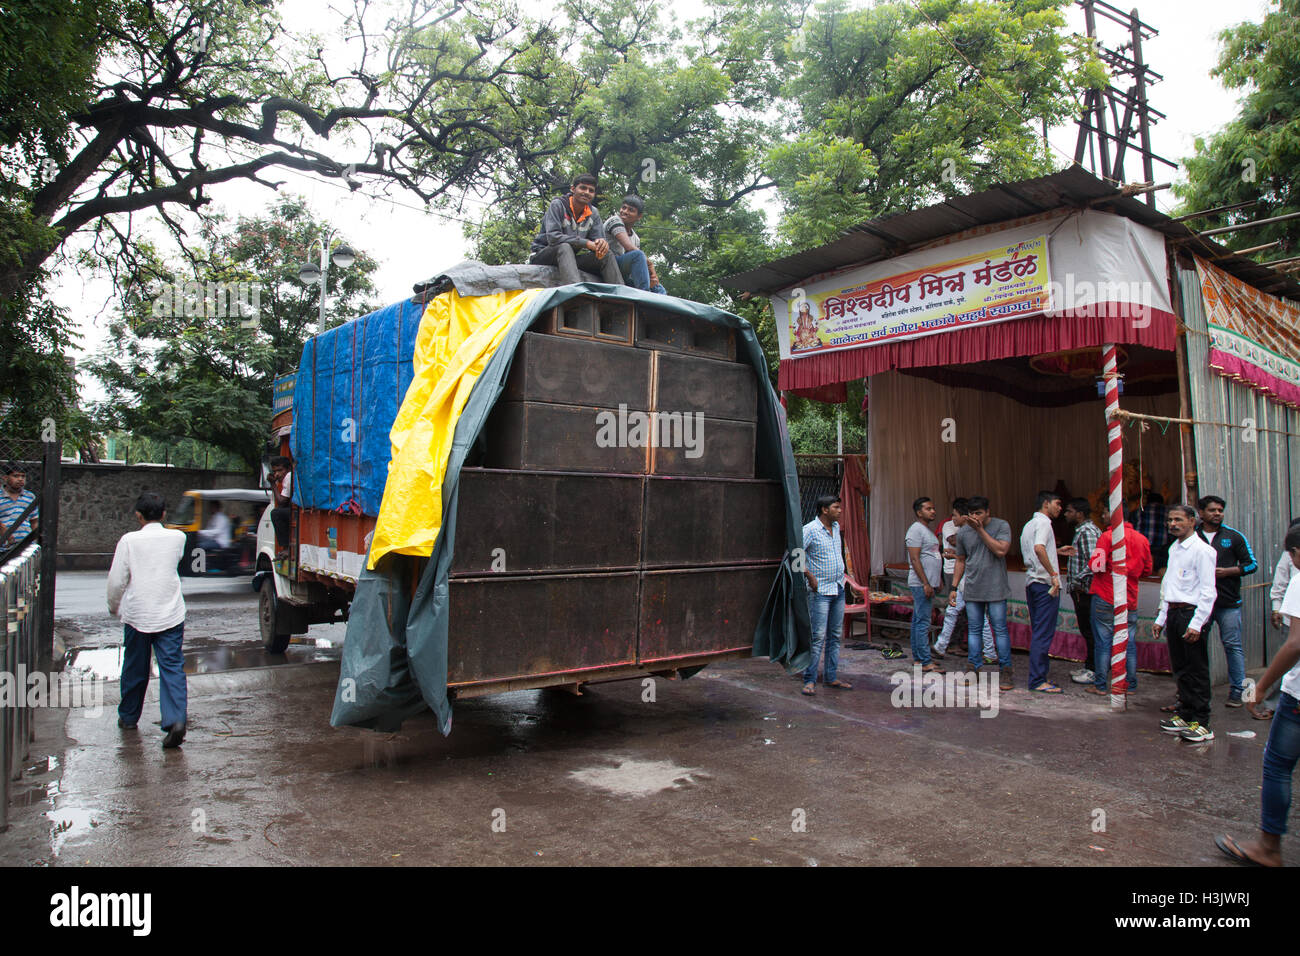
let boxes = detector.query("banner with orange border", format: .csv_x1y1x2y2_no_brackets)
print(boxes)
786,236,1051,355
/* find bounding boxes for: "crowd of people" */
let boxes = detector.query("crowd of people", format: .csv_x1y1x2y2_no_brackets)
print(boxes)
801,489,1300,864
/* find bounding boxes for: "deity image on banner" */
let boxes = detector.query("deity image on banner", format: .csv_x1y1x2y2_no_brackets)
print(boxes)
791,300,820,351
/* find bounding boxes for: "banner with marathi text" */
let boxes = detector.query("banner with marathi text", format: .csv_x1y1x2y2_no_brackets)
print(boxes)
787,236,1051,356
1194,256,1300,409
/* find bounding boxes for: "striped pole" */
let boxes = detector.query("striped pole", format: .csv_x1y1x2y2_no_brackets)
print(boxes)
1103,344,1128,711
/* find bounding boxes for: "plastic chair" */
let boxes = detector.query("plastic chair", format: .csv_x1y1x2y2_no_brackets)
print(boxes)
843,572,871,641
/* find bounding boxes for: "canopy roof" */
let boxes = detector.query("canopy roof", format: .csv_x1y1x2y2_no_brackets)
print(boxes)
723,166,1300,303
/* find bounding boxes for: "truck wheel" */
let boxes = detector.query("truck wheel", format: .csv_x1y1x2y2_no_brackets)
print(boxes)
259,583,291,654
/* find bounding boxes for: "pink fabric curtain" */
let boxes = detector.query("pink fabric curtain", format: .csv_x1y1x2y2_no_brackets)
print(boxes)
780,307,1176,392
840,454,870,587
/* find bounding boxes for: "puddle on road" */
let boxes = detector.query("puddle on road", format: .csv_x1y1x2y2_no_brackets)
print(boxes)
569,757,706,796
64,639,341,681
46,805,99,857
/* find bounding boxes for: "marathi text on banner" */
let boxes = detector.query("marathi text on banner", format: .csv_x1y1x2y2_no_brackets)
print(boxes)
787,236,1052,354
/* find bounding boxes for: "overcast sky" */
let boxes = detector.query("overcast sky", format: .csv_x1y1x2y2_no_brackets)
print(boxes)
63,0,1272,390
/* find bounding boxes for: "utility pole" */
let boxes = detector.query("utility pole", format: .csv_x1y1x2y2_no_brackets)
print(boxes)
1072,1,1176,205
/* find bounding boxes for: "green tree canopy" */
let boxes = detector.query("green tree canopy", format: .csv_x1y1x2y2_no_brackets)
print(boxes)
86,196,379,467
767,0,1096,249
1176,0,1300,262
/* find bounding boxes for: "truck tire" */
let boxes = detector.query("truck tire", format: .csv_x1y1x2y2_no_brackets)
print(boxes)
259,583,292,654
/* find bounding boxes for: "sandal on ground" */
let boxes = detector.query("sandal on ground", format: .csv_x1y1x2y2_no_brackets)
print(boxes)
827,679,853,689
1031,682,1063,694
921,663,944,674
881,645,905,660
1252,706,1274,720
1214,834,1264,867
1084,685,1108,696
801,683,816,696
1160,702,1180,713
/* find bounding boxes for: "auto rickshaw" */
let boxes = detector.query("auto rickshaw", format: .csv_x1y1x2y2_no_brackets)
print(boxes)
167,488,271,576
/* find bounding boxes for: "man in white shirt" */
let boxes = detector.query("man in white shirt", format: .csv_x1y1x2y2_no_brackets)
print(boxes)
1271,518,1300,631
107,492,189,748
197,500,232,550
1153,504,1219,743
1020,491,1063,693
1216,523,1300,866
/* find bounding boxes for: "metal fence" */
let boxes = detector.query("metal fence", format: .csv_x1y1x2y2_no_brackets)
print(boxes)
0,543,41,832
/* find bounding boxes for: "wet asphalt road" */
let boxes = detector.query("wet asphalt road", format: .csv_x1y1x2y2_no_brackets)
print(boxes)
1,571,1292,866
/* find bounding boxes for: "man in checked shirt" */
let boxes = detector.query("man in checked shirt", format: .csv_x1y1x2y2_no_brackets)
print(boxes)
801,494,852,696
1060,498,1101,685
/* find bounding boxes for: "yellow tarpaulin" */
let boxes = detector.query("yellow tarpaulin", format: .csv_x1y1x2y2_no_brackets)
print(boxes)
367,288,540,568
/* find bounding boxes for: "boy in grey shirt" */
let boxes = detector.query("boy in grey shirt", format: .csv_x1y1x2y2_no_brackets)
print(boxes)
949,495,1015,689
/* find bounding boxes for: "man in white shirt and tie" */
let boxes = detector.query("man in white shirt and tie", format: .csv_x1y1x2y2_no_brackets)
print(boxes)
107,492,189,748
1153,504,1219,743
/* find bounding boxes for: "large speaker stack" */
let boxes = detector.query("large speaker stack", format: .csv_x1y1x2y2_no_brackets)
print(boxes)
446,296,785,688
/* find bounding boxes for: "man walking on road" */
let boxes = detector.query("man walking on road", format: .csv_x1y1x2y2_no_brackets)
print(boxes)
950,496,1015,691
1021,491,1064,693
801,494,852,696
1196,495,1258,708
107,492,189,749
1155,505,1219,743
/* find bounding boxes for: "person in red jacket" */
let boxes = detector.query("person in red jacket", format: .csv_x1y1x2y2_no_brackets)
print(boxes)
1086,519,1153,696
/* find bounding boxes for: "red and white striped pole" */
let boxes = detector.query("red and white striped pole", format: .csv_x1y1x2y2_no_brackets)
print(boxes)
1103,343,1128,711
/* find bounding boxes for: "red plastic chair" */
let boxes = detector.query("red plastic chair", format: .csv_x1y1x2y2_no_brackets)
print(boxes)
843,572,871,641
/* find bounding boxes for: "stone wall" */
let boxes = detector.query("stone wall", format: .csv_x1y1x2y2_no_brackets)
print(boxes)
57,463,258,569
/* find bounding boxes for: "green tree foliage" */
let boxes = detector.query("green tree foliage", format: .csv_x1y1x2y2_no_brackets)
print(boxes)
0,0,135,437
1176,0,1300,261
86,197,378,468
453,0,784,305
768,0,1095,249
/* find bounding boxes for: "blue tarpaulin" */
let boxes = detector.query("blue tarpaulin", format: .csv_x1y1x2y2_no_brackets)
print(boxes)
289,298,425,514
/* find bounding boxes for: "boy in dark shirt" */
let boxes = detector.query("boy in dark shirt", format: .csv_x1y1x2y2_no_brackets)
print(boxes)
528,173,625,285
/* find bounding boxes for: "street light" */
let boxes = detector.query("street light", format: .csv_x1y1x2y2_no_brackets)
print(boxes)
296,229,355,334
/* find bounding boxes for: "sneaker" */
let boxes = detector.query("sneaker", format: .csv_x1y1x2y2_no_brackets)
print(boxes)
1180,722,1214,743
1160,716,1191,735
1070,668,1095,684
1226,694,1243,709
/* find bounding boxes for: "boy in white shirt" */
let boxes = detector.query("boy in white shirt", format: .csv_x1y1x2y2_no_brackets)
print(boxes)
107,492,189,748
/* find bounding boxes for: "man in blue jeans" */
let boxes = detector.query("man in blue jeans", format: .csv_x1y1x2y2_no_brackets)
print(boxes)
801,494,851,696
949,495,1016,691
1196,495,1258,707
1020,491,1064,693
1216,523,1300,866
1089,518,1152,697
605,195,668,294
905,496,943,672
106,492,189,748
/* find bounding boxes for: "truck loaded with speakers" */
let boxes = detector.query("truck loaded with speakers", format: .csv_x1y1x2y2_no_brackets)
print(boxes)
253,262,809,735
